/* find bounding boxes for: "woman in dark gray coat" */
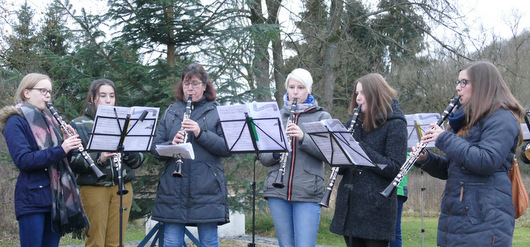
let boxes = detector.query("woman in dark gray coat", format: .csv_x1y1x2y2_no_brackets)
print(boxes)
150,63,230,247
260,68,331,247
330,73,408,247
414,61,524,246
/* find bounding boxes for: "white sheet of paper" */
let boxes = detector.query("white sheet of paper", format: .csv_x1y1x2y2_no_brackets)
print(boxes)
414,113,440,148
87,105,159,152
217,102,289,152
155,143,195,159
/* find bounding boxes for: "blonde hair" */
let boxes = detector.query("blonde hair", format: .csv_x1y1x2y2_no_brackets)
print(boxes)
14,73,52,104
284,68,313,89
349,73,397,131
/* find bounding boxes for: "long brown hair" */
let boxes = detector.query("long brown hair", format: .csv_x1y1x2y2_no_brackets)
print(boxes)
349,73,397,131
174,63,216,101
459,61,524,143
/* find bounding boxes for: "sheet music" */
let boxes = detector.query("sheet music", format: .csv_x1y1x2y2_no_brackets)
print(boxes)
217,104,254,152
414,113,440,148
304,119,373,167
405,114,419,149
155,143,195,159
522,124,530,141
248,102,289,151
87,105,159,152
217,102,289,152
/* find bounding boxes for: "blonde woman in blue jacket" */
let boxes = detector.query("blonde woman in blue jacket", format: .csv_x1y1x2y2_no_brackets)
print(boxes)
415,61,524,246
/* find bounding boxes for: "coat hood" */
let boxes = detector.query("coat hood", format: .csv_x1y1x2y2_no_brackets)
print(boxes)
0,105,22,134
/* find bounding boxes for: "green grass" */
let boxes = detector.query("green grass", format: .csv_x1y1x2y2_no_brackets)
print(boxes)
2,212,530,246
248,210,530,246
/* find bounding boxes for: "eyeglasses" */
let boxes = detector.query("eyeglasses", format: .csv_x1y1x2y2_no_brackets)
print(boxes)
30,88,53,96
183,81,203,88
454,79,470,88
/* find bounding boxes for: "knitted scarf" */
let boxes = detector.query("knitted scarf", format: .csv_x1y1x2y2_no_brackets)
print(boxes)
283,93,317,113
17,102,89,237
448,107,465,134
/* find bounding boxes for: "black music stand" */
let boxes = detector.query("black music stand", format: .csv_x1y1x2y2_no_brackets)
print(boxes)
216,102,290,247
304,119,375,168
87,105,159,247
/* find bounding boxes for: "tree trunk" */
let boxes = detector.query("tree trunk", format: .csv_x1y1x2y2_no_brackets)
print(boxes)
319,0,343,112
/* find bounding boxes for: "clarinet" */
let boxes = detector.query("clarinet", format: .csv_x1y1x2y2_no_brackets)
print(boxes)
45,102,105,180
319,104,362,207
272,98,298,189
380,96,461,198
172,95,193,178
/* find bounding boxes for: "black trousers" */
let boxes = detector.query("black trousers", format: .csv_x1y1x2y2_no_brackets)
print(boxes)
344,235,389,247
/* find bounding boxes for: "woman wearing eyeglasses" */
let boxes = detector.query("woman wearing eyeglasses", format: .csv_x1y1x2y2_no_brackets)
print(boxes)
414,61,524,246
150,63,230,246
0,73,88,246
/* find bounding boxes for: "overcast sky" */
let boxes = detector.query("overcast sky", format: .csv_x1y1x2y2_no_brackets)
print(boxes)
7,0,530,48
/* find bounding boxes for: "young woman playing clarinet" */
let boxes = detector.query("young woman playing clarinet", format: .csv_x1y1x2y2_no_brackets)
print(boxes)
414,61,524,246
330,73,408,247
69,78,145,247
150,63,230,247
0,73,88,246
259,68,331,247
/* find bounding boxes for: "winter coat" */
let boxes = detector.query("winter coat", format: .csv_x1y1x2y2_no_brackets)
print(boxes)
69,108,144,186
0,106,67,219
417,108,517,246
260,105,331,202
330,99,408,241
150,98,230,225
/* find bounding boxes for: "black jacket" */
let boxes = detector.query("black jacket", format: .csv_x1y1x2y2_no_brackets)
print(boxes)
330,99,408,241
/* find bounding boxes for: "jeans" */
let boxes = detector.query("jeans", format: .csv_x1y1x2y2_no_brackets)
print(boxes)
389,196,405,247
163,222,219,247
18,212,61,247
268,197,321,247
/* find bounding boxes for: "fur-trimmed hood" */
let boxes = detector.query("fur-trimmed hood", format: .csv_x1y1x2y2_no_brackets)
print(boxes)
0,105,22,134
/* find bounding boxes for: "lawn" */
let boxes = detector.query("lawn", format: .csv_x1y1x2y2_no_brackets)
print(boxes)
2,211,530,246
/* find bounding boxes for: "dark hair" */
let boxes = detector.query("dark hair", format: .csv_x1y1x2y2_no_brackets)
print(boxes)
349,73,397,131
174,63,216,101
82,78,116,113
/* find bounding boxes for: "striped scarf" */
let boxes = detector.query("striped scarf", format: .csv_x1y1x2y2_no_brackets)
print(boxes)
17,102,89,237
283,93,317,113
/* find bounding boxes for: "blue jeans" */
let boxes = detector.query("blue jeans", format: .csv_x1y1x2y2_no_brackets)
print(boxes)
163,222,219,247
268,197,321,247
18,212,61,247
389,196,405,247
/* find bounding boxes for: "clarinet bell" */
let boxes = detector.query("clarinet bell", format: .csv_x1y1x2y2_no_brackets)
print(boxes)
172,159,183,178
272,170,285,188
117,183,129,195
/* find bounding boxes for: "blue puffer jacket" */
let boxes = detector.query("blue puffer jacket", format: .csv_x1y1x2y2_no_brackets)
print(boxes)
150,98,230,225
418,108,517,246
0,106,68,219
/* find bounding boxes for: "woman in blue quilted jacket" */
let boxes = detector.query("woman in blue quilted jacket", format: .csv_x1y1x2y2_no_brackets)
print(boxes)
415,61,525,246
